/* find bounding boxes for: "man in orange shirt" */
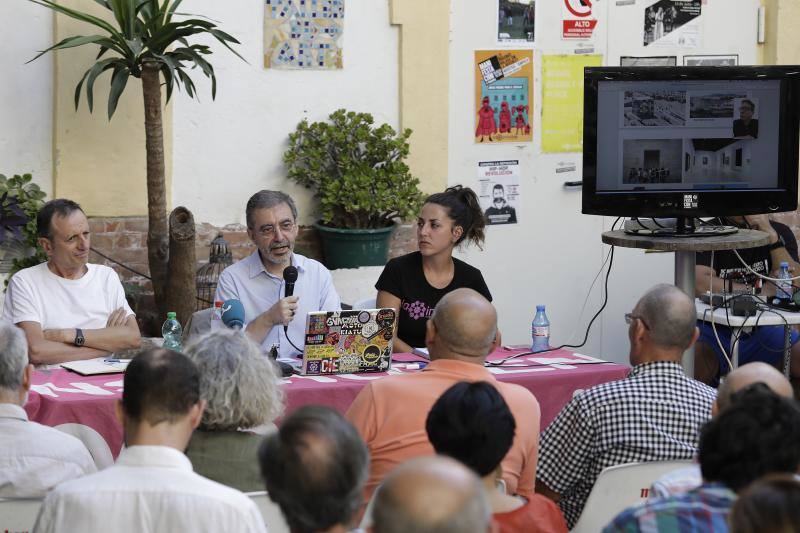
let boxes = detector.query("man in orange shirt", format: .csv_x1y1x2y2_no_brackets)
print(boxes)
345,288,541,501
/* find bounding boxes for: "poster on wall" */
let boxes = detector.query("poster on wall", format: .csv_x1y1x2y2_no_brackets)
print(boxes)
683,54,739,66
497,0,536,44
643,0,701,48
620,56,677,67
474,50,534,144
562,0,598,40
263,0,344,69
541,54,602,153
477,161,520,225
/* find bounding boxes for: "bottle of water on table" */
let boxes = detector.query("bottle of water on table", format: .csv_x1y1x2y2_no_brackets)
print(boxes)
162,311,183,351
777,261,793,301
531,305,550,352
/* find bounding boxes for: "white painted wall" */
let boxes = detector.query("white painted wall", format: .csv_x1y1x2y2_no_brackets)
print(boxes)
449,0,760,364
0,3,54,196
171,0,400,227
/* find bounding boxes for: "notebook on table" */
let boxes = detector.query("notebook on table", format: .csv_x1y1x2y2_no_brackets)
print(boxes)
301,308,396,375
61,357,130,376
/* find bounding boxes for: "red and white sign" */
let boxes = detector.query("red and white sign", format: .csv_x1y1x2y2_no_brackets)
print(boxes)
562,0,597,39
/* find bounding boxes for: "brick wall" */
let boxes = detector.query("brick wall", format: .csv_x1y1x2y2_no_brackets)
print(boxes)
88,217,417,334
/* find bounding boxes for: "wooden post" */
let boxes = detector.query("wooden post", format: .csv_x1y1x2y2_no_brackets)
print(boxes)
166,206,197,327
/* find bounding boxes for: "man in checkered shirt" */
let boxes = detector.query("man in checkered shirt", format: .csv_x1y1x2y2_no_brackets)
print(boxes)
535,284,716,528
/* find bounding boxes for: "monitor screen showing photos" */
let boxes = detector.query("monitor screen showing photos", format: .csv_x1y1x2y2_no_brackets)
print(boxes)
595,79,780,192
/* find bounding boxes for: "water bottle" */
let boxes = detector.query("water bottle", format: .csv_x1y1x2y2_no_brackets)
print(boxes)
531,305,550,352
162,312,183,351
212,300,223,321
777,261,793,301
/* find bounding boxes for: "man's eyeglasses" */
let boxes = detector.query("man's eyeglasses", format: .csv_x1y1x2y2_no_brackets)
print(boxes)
253,220,296,238
624,312,650,330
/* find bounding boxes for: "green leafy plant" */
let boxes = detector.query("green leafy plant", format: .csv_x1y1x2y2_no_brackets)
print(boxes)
28,0,244,314
284,109,424,229
0,174,48,284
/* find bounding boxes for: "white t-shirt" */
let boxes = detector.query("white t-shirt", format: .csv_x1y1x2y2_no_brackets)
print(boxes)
2,262,134,329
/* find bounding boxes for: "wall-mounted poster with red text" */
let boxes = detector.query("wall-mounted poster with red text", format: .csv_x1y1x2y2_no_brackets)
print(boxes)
562,0,597,40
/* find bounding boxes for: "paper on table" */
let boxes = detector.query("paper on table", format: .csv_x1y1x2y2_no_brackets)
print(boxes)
61,358,130,376
411,347,430,359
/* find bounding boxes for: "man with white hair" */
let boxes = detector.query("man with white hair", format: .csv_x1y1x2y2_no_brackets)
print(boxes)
0,321,95,497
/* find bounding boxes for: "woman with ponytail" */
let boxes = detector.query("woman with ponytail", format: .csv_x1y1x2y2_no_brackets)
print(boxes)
376,185,492,352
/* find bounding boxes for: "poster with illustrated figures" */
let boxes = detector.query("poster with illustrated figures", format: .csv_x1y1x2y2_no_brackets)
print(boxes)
474,50,534,144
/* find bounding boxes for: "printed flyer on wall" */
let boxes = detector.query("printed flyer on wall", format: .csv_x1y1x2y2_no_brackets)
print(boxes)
477,160,520,225
541,54,602,153
474,50,534,144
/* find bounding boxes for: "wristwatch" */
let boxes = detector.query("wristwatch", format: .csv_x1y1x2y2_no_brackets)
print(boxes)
768,235,786,251
74,328,85,347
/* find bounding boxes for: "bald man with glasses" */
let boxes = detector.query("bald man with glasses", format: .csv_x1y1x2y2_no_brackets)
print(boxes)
535,284,717,529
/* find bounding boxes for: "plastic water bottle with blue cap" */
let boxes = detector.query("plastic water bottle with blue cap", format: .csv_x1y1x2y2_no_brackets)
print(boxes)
777,261,793,301
531,305,550,352
162,311,183,351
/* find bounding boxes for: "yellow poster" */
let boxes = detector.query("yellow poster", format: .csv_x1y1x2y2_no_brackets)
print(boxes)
541,54,602,153
474,50,534,144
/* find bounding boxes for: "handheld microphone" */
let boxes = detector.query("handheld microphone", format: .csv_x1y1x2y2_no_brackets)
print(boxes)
283,266,299,333
283,266,298,298
221,299,245,329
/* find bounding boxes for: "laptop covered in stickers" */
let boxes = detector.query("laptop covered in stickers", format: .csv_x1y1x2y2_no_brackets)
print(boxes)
301,308,397,375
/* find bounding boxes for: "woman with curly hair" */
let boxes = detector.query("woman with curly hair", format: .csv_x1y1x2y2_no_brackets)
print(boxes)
184,329,284,491
376,185,492,352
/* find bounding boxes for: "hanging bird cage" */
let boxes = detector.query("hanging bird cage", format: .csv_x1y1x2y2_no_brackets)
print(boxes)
196,233,233,310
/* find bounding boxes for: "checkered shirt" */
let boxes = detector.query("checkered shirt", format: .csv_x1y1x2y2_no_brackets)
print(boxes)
536,361,716,528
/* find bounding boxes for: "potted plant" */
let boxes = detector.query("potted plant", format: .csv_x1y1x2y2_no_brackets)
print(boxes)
0,174,47,279
284,109,424,269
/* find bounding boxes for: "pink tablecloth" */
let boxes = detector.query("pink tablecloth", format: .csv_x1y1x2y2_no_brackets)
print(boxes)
25,349,629,458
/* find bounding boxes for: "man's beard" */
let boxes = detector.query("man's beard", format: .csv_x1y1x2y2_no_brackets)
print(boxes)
261,241,293,265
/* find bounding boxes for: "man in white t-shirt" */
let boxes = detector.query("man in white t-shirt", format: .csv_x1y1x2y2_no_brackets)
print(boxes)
34,348,267,533
0,321,96,497
2,199,140,364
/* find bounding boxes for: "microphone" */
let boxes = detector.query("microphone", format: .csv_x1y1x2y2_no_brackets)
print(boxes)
283,266,299,333
221,299,245,329
283,266,298,298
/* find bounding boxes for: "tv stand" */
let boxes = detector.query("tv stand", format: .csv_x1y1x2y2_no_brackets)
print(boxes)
601,228,770,378
625,216,738,238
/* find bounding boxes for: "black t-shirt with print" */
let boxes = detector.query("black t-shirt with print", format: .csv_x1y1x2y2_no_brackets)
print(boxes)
696,221,798,282
375,251,492,348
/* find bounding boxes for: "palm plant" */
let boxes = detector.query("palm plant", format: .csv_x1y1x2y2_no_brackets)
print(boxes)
28,0,243,314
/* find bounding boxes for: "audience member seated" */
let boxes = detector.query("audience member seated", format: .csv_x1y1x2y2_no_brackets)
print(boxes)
2,199,140,364
535,284,716,528
215,190,340,358
0,321,95,497
426,381,567,533
184,329,284,491
650,361,793,499
376,186,492,352
33,349,266,533
258,405,368,533
694,214,800,384
372,456,492,533
604,384,800,532
346,288,540,501
729,474,800,533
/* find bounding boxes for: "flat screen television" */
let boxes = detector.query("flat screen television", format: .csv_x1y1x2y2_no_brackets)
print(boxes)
582,66,800,226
